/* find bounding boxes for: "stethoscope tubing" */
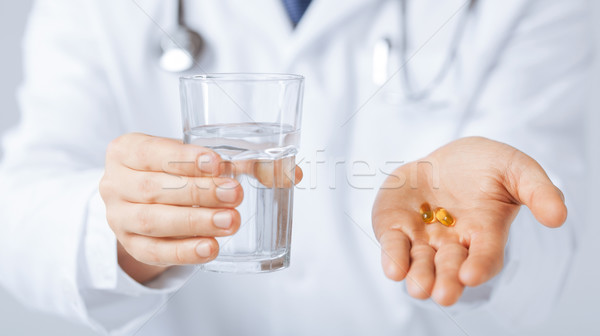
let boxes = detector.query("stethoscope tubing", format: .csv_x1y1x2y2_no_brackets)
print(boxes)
160,0,477,98
399,0,477,101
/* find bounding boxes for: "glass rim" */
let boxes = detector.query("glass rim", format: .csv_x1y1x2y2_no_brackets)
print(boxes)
180,73,304,83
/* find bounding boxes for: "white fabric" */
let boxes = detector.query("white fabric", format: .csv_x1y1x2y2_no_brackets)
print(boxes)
0,0,592,335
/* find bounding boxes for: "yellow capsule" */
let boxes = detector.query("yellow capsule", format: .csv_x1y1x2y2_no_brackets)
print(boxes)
419,202,436,224
434,208,456,227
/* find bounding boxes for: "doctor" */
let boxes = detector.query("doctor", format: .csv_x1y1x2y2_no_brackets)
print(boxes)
0,0,591,335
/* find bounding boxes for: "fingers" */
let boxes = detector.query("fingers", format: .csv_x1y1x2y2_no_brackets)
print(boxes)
122,234,219,266
113,203,240,238
372,199,431,289
372,206,425,244
380,230,411,281
405,244,436,299
106,133,222,177
432,244,468,306
235,157,303,188
113,168,243,207
506,152,567,228
459,230,506,287
295,165,303,184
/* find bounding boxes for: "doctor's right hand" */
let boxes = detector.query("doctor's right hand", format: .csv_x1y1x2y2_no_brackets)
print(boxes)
99,133,244,283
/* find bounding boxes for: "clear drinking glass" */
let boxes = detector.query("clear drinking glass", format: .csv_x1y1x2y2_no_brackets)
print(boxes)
179,73,304,273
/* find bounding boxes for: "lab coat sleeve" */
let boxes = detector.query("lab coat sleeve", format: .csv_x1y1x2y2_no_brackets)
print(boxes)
454,0,592,328
0,0,195,334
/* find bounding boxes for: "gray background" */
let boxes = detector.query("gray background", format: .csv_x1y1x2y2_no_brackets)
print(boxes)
0,1,599,335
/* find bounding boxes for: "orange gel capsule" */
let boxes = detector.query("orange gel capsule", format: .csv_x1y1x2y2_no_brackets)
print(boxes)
419,203,436,224
434,208,456,227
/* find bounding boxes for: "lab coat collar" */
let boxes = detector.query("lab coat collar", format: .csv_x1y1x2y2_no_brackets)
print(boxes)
253,0,380,66
227,0,378,67
292,0,377,39
287,0,377,58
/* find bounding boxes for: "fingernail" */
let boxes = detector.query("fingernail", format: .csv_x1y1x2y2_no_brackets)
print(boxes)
195,241,213,258
197,154,215,174
213,211,233,229
216,181,238,203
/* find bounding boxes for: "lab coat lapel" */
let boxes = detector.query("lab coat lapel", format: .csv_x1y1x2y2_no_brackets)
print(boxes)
454,0,530,132
233,0,294,47
283,0,378,64
202,0,377,68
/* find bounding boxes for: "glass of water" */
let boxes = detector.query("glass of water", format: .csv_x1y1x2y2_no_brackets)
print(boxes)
179,73,304,273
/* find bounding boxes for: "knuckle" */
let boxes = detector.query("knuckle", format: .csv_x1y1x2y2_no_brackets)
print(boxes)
430,236,457,251
134,206,155,235
411,244,433,258
189,180,206,205
174,243,186,264
106,135,128,160
135,138,154,166
120,235,162,266
175,145,195,165
141,240,162,265
138,177,158,203
98,176,112,199
118,233,134,249
105,208,120,229
118,235,152,264
378,230,393,245
135,136,164,169
187,208,198,234
379,230,404,247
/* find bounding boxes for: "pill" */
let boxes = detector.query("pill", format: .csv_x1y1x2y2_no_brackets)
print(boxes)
434,208,456,227
419,202,436,224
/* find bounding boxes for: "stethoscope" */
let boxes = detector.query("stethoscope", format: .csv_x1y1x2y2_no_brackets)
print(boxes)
159,0,476,102
373,0,477,102
159,0,204,73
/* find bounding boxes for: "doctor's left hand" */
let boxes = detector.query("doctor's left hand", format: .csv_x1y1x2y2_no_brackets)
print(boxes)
371,136,567,306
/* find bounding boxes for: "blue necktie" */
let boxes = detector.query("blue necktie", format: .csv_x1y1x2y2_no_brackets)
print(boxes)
282,0,312,26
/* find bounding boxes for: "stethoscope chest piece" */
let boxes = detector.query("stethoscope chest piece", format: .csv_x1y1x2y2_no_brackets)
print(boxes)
159,0,205,73
159,27,204,73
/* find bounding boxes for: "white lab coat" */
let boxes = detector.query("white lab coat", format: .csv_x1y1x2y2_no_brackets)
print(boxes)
0,0,592,335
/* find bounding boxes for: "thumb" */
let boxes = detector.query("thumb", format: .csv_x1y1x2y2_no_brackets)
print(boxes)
506,152,567,228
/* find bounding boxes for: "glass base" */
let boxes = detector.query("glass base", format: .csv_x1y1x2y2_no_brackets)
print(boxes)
200,252,290,274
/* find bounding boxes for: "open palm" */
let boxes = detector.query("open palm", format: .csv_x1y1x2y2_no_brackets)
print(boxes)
372,137,567,306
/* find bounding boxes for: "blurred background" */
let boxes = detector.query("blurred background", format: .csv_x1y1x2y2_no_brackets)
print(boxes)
1,1,599,335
